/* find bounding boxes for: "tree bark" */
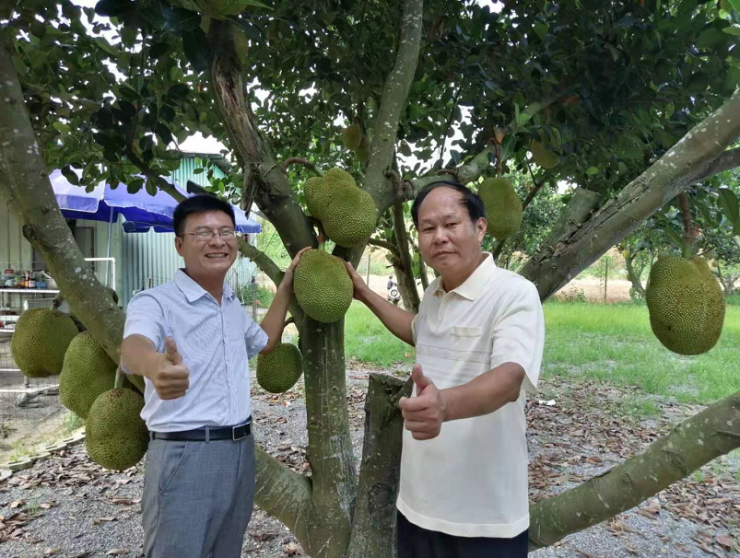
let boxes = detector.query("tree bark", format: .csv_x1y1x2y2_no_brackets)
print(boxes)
297,321,357,557
529,389,740,550
391,198,420,313
520,89,740,300
347,374,412,558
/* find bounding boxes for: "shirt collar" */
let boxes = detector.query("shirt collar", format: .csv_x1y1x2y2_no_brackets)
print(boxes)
175,269,235,303
434,252,496,301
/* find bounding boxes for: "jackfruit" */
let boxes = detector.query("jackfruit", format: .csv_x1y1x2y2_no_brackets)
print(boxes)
293,249,354,323
342,124,363,150
646,255,726,355
233,27,249,64
257,342,303,393
530,139,559,170
304,168,377,248
10,308,79,378
195,0,251,17
355,135,371,163
86,388,148,471
60,332,117,419
478,177,523,240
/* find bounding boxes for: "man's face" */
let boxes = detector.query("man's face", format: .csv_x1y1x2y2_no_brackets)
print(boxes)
416,187,486,275
175,210,238,276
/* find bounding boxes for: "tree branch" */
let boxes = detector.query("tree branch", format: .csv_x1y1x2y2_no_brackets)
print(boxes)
363,0,424,212
387,169,420,312
368,238,400,257
519,88,740,301
435,86,462,168
281,157,324,177
522,160,547,211
529,389,740,550
254,447,314,548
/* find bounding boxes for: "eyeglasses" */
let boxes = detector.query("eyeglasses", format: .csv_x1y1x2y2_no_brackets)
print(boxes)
185,229,237,242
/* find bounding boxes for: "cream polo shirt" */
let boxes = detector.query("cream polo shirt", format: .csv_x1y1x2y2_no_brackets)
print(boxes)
396,252,545,538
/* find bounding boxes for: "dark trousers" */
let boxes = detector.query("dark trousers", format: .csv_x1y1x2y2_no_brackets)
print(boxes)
397,511,529,558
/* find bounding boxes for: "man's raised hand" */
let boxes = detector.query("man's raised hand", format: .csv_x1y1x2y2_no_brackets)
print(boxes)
148,336,190,400
398,364,447,441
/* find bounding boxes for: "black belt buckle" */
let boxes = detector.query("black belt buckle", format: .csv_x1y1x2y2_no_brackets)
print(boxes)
232,423,249,441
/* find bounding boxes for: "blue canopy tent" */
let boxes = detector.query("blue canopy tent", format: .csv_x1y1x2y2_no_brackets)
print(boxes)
50,169,261,234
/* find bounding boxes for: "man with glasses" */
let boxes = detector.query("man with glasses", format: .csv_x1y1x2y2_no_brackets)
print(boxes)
121,194,306,558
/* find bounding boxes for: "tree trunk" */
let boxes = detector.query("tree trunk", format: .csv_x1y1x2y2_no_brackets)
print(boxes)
391,198,421,314
347,374,411,558
393,256,420,314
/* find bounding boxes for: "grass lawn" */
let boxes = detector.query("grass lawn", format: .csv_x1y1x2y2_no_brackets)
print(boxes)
345,299,740,407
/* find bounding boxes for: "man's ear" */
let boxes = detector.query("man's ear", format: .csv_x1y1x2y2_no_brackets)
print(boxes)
175,236,184,256
476,217,487,242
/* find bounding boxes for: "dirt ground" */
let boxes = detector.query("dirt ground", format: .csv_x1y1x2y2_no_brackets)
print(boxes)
0,370,738,557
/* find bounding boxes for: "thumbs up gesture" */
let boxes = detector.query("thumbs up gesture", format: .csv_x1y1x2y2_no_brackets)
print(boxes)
398,364,446,441
147,336,190,400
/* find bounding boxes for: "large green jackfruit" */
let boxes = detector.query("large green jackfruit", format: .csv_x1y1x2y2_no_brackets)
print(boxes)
195,0,252,17
342,124,363,150
257,342,303,393
304,168,377,248
86,388,148,471
530,139,559,170
478,177,523,240
294,249,353,323
60,332,117,419
646,255,726,355
11,308,79,378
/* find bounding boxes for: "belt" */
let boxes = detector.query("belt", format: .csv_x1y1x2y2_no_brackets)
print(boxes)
149,421,251,442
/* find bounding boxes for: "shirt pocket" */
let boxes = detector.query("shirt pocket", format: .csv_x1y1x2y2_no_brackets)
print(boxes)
451,326,483,338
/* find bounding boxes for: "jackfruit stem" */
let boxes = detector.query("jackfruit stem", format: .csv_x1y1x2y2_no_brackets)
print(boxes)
114,365,124,390
678,193,697,258
52,293,65,310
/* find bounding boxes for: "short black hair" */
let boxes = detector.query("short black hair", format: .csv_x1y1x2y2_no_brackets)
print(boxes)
411,180,485,227
172,194,236,237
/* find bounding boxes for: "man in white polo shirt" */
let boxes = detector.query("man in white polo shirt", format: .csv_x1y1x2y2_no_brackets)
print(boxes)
121,194,307,558
346,180,544,557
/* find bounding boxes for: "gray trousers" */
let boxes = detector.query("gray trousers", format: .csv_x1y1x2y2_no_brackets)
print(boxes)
142,435,256,558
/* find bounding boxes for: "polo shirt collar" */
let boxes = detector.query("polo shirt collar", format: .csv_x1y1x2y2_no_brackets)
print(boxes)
175,269,235,303
435,252,496,301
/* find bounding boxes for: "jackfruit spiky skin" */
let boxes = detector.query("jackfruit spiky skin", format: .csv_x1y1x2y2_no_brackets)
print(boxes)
530,139,559,170
60,332,117,419
257,342,303,393
646,255,726,355
10,308,79,378
293,249,353,323
86,388,148,471
342,124,363,150
478,177,523,240
304,168,377,248
195,0,251,17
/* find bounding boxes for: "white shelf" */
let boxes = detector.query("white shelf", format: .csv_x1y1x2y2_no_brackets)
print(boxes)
0,289,60,294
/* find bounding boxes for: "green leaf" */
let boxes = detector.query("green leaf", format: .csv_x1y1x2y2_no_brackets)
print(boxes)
52,121,70,134
722,26,740,37
155,123,173,146
718,188,740,230
585,166,599,175
127,178,144,194
61,166,79,185
140,0,202,34
663,226,684,249
181,28,212,73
